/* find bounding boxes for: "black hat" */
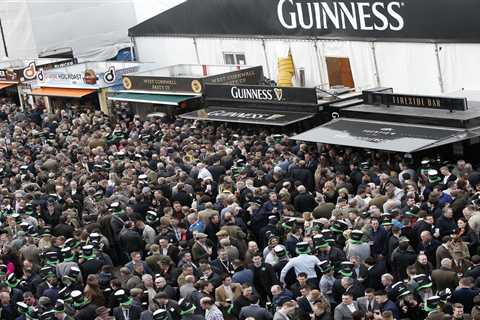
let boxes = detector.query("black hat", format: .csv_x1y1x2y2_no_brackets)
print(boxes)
428,169,442,185
40,266,56,280
339,261,354,277
437,288,452,302
359,162,370,171
81,245,95,260
381,213,393,226
7,273,20,288
40,226,52,237
153,309,170,320
89,233,101,243
179,299,196,315
413,274,432,291
26,307,40,320
331,220,348,233
45,251,59,265
313,235,329,249
54,299,65,313
110,201,123,214
27,225,38,237
282,217,297,230
0,264,7,276
40,310,55,320
424,295,441,312
321,229,335,243
146,210,159,223
390,281,411,300
65,238,80,249
58,287,72,302
25,203,34,215
68,266,81,278
268,215,279,224
350,230,364,244
70,290,87,309
17,301,29,314
61,247,75,262
319,260,333,273
114,289,133,306
404,206,420,217
274,245,287,258
295,242,311,255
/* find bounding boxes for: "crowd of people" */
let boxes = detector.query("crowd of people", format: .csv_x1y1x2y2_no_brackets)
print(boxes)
0,99,480,320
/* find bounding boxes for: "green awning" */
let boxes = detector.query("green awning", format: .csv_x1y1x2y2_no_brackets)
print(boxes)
108,92,197,105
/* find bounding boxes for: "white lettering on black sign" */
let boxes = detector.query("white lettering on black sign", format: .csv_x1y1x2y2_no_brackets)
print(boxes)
277,0,404,31
208,110,286,120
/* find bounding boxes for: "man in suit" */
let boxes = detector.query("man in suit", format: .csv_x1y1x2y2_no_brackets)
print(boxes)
364,257,387,290
374,290,400,320
112,289,142,320
357,288,380,317
239,295,273,320
432,258,459,292
435,236,455,269
334,293,363,320
214,275,242,314
440,166,457,185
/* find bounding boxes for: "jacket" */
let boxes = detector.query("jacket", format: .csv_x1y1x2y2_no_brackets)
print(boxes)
334,302,363,320
431,267,458,292
113,305,143,320
214,283,242,304
239,304,273,320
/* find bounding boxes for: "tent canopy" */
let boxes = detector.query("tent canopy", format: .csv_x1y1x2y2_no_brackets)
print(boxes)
108,92,197,106
30,87,96,98
290,118,478,153
180,107,314,126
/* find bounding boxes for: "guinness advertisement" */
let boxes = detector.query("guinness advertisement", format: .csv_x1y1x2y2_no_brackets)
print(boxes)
364,91,468,111
129,0,480,42
122,66,263,93
181,107,314,126
205,84,318,106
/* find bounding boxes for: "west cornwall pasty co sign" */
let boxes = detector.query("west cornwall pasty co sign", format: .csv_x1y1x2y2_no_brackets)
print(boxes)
131,0,480,42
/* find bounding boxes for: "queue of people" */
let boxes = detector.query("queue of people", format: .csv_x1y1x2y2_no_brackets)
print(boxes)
0,100,479,320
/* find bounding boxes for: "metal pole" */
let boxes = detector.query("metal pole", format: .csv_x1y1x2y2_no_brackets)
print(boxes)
129,37,135,61
313,40,325,89
0,18,7,57
192,37,201,64
370,42,381,87
434,43,445,93
261,38,271,79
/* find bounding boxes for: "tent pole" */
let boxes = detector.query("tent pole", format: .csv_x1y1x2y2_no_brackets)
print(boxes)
193,37,201,64
261,38,271,79
434,43,445,93
370,42,380,87
313,40,325,89
0,18,7,57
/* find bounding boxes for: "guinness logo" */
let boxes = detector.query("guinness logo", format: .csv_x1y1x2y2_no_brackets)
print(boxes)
123,77,132,90
274,88,283,101
191,80,202,93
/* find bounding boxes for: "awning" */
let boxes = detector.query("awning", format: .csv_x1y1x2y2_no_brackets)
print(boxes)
108,92,197,106
180,107,314,126
290,118,479,153
0,82,15,90
30,87,96,98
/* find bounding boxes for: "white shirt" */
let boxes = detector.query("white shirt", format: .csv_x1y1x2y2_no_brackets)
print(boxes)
280,254,321,282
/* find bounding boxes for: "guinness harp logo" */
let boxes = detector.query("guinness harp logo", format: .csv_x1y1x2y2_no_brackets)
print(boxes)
191,80,202,93
123,77,132,90
274,88,283,101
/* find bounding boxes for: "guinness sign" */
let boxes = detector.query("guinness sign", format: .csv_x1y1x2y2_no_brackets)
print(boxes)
206,84,318,106
364,91,468,111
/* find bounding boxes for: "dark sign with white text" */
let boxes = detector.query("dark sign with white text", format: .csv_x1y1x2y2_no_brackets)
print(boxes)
129,0,480,42
205,84,318,106
364,91,468,111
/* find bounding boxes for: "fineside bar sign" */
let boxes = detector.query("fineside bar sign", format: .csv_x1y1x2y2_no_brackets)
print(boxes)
364,91,468,111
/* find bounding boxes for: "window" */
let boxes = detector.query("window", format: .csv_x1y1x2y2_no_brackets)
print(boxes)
223,52,246,65
325,57,355,88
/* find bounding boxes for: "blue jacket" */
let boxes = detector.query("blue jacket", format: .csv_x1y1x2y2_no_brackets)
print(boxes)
381,300,400,320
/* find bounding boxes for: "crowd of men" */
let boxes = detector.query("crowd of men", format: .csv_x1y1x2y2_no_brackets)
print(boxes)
0,99,480,320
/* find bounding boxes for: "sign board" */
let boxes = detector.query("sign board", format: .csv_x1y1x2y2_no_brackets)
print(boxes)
363,91,468,111
129,0,480,43
205,83,318,106
122,66,264,93
0,58,76,83
40,63,139,89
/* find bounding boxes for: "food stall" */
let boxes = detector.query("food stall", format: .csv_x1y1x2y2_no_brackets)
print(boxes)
108,64,264,118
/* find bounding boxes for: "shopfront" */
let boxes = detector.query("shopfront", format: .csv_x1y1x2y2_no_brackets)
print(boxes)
29,61,148,114
180,83,319,130
109,64,264,118
291,89,480,159
0,58,76,106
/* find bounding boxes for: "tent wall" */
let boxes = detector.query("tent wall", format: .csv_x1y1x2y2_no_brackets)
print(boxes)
0,0,137,59
134,36,480,95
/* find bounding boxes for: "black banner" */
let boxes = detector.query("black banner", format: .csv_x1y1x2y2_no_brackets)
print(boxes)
205,84,318,106
181,107,314,126
0,58,76,83
122,66,263,93
129,0,480,42
364,91,468,111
